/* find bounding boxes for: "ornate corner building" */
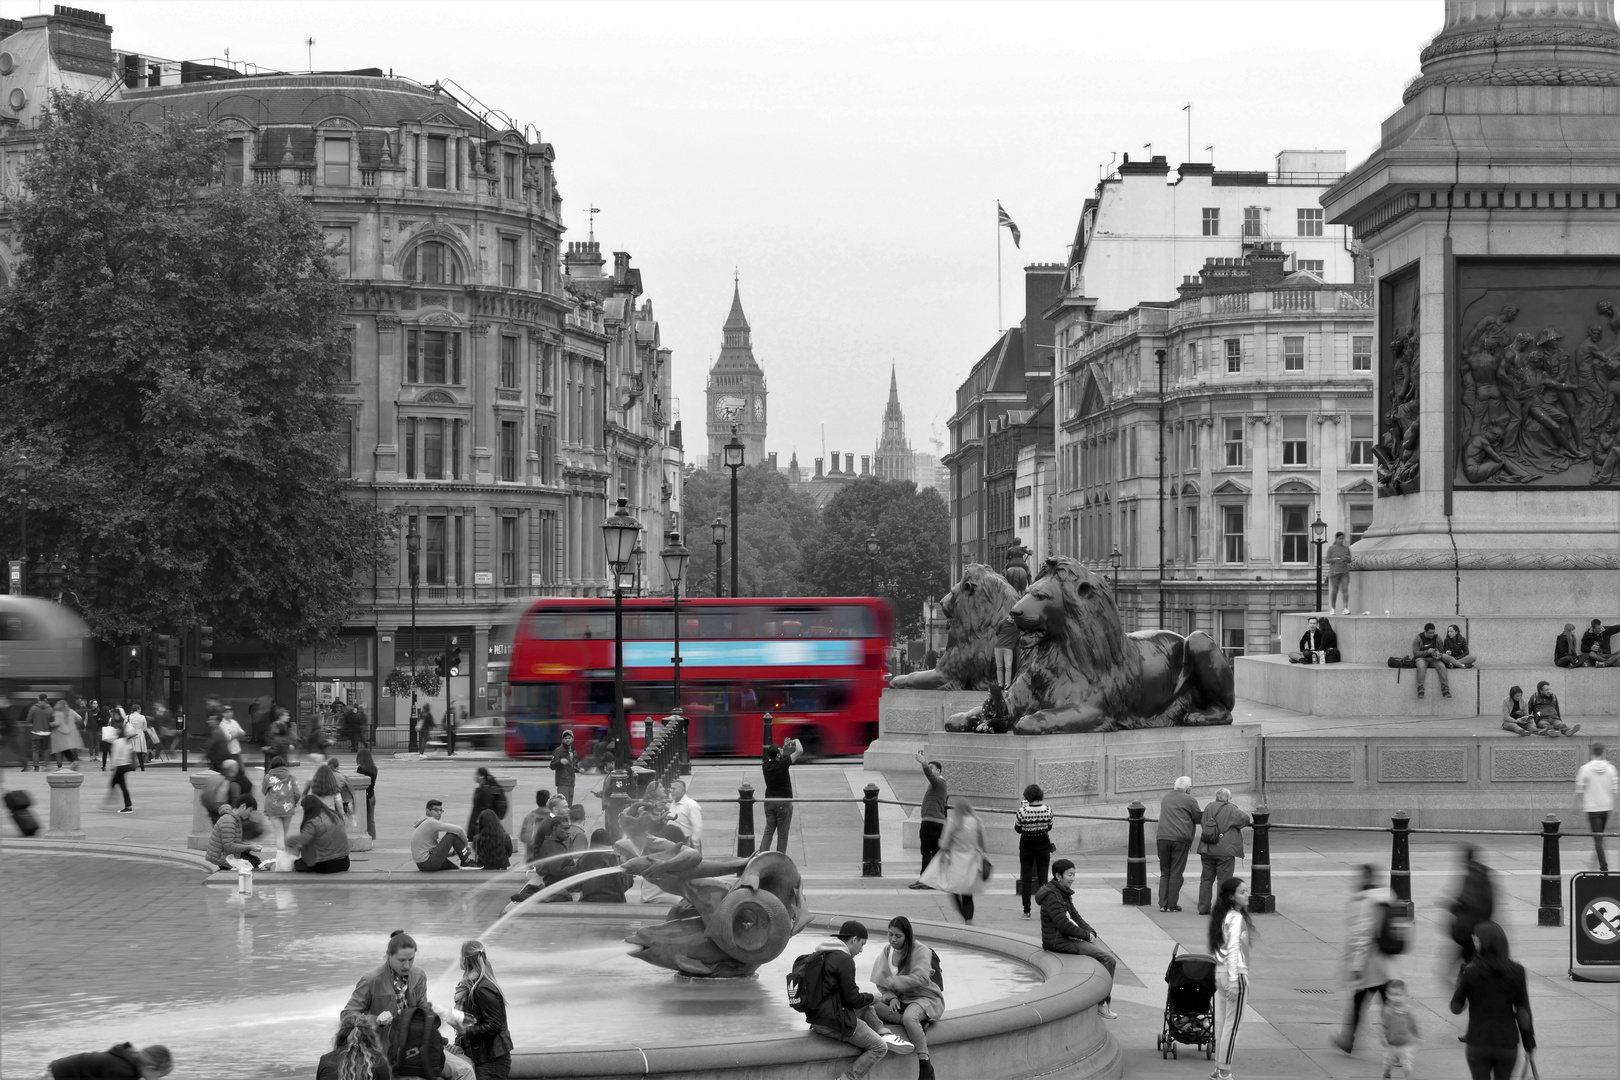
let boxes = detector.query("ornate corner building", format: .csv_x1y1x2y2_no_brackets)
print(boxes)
0,8,683,742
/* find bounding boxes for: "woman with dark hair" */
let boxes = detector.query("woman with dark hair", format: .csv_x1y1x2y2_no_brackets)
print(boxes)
1501,686,1533,735
1449,921,1535,1080
1207,876,1254,1080
467,767,507,835
1316,616,1340,663
316,1012,391,1080
1442,624,1476,667
450,939,513,1080
355,744,379,841
471,808,513,872
262,756,301,865
871,915,945,1080
1447,844,1494,969
1014,783,1054,919
290,794,351,873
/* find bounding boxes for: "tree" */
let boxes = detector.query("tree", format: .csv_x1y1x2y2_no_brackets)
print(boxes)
0,93,391,651
801,477,950,637
677,464,820,598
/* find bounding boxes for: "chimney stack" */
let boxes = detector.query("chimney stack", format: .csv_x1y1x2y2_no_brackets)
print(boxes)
768,452,778,470
861,455,870,476
814,457,824,479
831,451,841,474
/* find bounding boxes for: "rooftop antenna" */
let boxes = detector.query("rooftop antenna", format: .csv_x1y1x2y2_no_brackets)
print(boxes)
1206,143,1215,164
1143,142,1153,159
588,204,600,241
1182,102,1191,162
305,37,315,71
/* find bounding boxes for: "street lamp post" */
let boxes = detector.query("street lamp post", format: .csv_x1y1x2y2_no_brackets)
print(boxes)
865,532,881,596
601,496,644,761
1311,513,1328,613
661,529,691,774
14,452,27,596
631,538,647,598
407,518,421,753
724,425,745,598
711,517,726,598
1109,544,1122,597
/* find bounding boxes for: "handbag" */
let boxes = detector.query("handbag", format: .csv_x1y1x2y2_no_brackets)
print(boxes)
979,857,994,881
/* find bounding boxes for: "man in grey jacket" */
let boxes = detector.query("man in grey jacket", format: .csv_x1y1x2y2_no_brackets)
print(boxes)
1195,788,1251,915
1156,776,1201,912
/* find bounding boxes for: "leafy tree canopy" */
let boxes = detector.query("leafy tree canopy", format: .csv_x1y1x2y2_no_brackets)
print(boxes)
800,477,950,637
677,464,820,598
0,92,390,650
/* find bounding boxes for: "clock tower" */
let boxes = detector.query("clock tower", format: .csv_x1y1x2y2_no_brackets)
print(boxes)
706,277,768,466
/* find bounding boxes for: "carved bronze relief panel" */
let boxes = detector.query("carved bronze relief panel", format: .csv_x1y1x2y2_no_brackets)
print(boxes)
1454,259,1620,489
1376,264,1421,496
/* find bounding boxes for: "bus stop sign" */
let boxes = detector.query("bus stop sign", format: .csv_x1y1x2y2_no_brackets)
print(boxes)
1571,872,1620,981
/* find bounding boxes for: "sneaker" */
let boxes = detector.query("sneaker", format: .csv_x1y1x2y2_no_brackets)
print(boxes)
1441,687,1452,698
1341,608,1351,615
1022,910,1032,919
1570,724,1583,735
881,1032,915,1054
908,882,931,890
1098,1004,1118,1019
1416,687,1425,699
117,807,133,814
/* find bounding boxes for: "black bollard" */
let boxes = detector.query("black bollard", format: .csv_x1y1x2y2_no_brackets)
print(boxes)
1248,805,1275,914
1389,811,1413,916
737,782,757,858
1122,801,1151,906
762,711,775,751
1538,814,1563,927
862,783,882,877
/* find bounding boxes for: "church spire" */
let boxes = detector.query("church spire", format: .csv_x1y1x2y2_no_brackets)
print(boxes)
724,275,750,333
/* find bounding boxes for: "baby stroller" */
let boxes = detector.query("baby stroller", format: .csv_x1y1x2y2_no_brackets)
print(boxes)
1156,943,1216,1060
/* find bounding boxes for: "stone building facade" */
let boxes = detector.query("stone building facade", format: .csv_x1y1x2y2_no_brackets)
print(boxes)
0,10,683,740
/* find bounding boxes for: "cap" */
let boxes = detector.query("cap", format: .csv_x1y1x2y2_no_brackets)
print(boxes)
836,919,868,940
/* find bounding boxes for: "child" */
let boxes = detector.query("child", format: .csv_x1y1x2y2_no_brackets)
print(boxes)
1380,978,1419,1079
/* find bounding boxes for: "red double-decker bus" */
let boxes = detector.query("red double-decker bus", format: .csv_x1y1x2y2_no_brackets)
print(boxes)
503,596,892,759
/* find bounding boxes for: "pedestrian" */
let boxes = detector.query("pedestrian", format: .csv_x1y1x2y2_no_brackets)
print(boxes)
49,698,83,770
206,801,263,871
518,789,553,853
1195,787,1251,915
48,1043,172,1079
341,930,477,1080
909,749,949,889
1449,921,1536,1080
871,915,944,1080
1326,531,1353,613
1034,859,1119,1019
414,799,474,872
103,725,135,813
1446,844,1495,971
26,693,53,772
355,743,379,841
450,939,514,1080
550,729,581,805
1014,783,1054,920
305,762,350,822
417,704,436,755
574,830,633,902
326,756,357,827
471,808,514,872
760,736,804,854
1207,876,1254,1080
917,798,989,923
1155,775,1201,912
267,707,295,767
1331,864,1397,1054
1441,624,1477,668
96,703,117,770
218,706,245,766
290,793,351,873
1378,978,1420,1080
1412,622,1451,699
465,767,504,834
444,707,459,757
666,778,704,851
800,919,910,1080
262,756,301,864
341,704,363,754
316,1013,389,1080
1574,741,1619,872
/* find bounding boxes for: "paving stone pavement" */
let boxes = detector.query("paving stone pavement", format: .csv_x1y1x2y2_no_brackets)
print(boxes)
2,755,1618,1079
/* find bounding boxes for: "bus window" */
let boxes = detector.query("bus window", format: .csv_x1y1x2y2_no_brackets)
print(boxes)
507,683,564,716
760,680,851,713
679,683,730,716
689,610,734,639
831,606,876,637
626,682,675,715
622,612,675,639
0,614,33,640
585,680,616,716
527,612,613,639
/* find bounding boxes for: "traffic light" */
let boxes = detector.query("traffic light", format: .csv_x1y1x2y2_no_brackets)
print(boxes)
434,654,447,679
123,644,143,679
448,645,463,676
154,634,179,667
197,625,214,665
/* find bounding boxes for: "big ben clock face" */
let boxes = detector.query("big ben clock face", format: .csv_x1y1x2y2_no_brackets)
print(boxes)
716,395,746,420
753,395,764,420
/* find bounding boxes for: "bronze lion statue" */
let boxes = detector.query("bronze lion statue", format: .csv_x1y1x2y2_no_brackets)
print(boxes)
945,556,1233,734
888,563,1018,691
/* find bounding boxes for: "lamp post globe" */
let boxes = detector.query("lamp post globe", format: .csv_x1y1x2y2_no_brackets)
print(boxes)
631,537,647,598
711,517,727,598
1311,513,1328,614
601,497,644,759
1109,544,1122,598
865,531,881,596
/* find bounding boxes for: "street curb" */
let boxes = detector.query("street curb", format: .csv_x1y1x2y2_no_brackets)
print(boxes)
3,837,212,871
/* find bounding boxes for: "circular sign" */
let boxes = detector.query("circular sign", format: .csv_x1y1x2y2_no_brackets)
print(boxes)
1581,896,1620,945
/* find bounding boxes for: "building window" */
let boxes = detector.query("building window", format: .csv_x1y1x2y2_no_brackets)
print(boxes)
324,226,352,278
1186,341,1199,376
1185,505,1198,562
425,135,448,189
1297,258,1324,276
340,326,355,381
1350,502,1373,543
1243,206,1262,237
1280,505,1310,563
1297,208,1324,236
500,237,518,287
1350,414,1374,465
453,515,464,585
504,153,520,199
499,420,518,482
500,516,518,585
1201,208,1220,236
1282,415,1308,465
404,241,462,284
1352,335,1373,371
225,137,245,186
338,415,354,477
406,330,462,385
324,137,351,187
500,336,519,389
423,418,445,479
1222,505,1245,563
1220,610,1245,658
1225,338,1242,373
1188,428,1200,471
425,515,446,586
1224,418,1244,467
404,417,416,478
1283,335,1305,371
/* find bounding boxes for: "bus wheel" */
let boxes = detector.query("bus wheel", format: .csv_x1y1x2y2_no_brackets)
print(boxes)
710,888,791,967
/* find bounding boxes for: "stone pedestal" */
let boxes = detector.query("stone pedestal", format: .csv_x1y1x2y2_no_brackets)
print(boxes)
189,771,215,850
347,774,373,851
497,775,518,830
863,688,996,774
44,770,85,840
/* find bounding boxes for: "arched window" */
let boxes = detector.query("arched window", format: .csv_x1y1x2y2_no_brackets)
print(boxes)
404,240,463,284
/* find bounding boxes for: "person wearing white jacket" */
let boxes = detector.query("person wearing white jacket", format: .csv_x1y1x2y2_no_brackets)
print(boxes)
1575,742,1620,872
103,731,135,813
1207,876,1253,1080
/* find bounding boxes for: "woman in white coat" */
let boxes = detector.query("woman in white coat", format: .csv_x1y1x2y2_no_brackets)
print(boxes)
1331,863,1398,1054
917,798,988,923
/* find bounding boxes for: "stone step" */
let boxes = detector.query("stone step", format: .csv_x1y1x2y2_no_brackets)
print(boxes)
1278,612,1620,668
1478,665,1620,718
1235,654,1480,716
1277,611,1463,665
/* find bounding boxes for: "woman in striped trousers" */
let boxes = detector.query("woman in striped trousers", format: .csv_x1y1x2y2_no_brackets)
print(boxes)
1208,876,1253,1080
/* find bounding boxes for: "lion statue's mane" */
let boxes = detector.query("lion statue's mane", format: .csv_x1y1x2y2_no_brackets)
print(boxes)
945,555,1234,733
888,563,1017,691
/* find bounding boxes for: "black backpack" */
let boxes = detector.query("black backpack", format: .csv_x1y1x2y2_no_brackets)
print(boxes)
928,948,944,991
786,952,830,1016
389,1004,446,1078
491,789,510,820
1374,901,1411,956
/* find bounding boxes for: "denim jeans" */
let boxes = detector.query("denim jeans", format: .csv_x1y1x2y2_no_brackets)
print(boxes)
1156,837,1190,909
760,800,794,852
812,1004,888,1079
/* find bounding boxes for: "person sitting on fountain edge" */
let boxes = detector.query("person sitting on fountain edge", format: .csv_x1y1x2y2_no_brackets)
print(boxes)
666,778,704,852
412,799,474,871
341,930,474,1080
805,919,912,1080
1035,860,1119,1019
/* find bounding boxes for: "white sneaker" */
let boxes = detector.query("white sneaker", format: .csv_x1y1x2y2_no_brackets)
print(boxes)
1341,608,1351,615
1098,1005,1119,1019
881,1032,915,1054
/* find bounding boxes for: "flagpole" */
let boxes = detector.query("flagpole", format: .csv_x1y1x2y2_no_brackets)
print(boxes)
996,205,1003,333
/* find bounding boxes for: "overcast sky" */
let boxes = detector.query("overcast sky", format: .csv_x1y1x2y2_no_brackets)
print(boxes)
38,0,1439,466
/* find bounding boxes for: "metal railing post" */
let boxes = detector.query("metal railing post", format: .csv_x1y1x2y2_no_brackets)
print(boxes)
1389,811,1413,913
1538,814,1564,926
1248,805,1275,913
737,782,756,858
862,783,882,877
1122,801,1151,906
